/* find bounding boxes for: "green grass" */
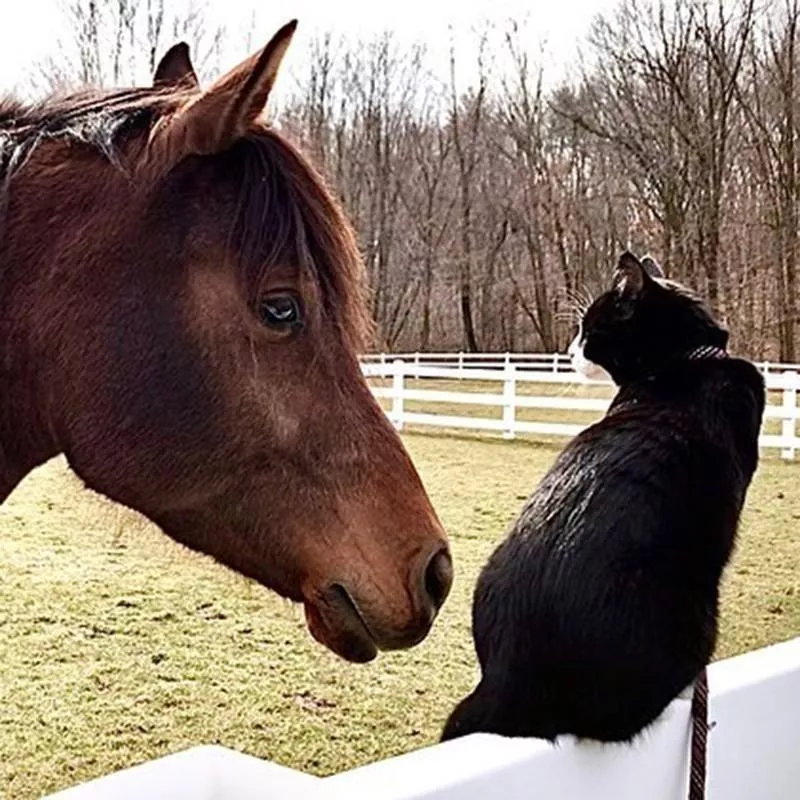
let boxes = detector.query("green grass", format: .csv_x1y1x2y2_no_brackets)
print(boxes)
1,432,800,798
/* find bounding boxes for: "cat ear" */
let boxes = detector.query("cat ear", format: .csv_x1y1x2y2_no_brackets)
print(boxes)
640,255,664,279
613,251,647,297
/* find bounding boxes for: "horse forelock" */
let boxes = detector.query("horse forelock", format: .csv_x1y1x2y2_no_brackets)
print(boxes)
229,129,372,354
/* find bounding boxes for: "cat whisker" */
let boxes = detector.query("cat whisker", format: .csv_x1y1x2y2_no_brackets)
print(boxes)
562,288,585,309
564,282,595,312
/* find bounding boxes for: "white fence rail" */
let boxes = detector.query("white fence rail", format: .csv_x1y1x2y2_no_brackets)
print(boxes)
46,635,800,799
362,351,575,374
360,358,800,460
362,351,800,378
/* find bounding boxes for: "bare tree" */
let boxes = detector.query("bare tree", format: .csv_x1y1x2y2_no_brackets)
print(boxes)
34,0,225,92
738,0,800,359
449,29,489,352
398,103,457,349
28,1,798,357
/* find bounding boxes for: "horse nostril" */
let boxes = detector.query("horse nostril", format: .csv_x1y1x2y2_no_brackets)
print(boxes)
423,548,453,611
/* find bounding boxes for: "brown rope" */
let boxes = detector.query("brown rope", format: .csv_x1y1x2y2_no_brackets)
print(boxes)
688,667,709,800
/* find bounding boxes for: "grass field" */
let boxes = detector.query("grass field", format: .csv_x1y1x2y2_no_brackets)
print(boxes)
1,430,800,798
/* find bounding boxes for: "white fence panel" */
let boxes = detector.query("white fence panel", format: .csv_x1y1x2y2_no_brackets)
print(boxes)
315,709,692,800
45,745,320,800
313,636,800,800
363,351,800,377
361,352,575,375
362,357,800,460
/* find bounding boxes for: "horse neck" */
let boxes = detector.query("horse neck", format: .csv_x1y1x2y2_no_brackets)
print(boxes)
0,174,65,502
0,320,58,504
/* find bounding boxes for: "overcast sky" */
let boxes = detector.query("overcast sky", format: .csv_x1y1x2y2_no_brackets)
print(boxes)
0,0,620,94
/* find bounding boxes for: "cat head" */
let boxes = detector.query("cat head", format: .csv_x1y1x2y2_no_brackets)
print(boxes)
568,251,728,386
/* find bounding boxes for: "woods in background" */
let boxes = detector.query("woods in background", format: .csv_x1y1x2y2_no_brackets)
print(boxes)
35,0,800,358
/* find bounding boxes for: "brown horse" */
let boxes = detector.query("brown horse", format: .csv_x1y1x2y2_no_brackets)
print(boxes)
0,22,452,664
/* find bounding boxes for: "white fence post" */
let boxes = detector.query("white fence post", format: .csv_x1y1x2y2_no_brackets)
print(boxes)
552,353,559,373
414,351,420,378
458,351,464,377
392,359,405,432
503,364,516,440
781,370,797,461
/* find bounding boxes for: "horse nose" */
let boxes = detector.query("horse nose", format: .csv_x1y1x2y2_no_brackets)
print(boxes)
420,547,453,615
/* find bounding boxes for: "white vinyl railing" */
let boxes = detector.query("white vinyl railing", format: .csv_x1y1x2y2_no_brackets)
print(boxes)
362,351,575,374
44,635,800,799
361,351,800,378
360,357,800,460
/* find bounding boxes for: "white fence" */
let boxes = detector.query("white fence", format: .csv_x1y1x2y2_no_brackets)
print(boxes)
362,351,575,374
361,351,800,377
45,634,800,799
360,356,800,460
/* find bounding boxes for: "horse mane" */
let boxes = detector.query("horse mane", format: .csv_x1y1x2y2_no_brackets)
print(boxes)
0,88,181,185
0,87,372,351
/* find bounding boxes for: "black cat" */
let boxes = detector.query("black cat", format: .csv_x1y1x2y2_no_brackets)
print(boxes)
441,251,766,744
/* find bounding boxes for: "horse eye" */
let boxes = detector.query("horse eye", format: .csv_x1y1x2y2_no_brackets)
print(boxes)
259,293,303,330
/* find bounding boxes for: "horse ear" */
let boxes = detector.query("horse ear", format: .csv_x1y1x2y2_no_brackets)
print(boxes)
151,20,297,166
153,42,199,88
640,254,664,279
613,251,647,297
